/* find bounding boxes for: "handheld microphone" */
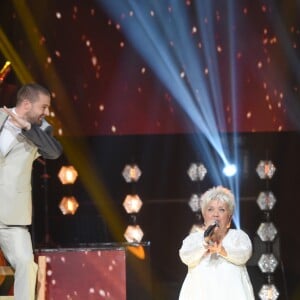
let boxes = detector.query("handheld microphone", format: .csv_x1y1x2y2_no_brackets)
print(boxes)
204,221,219,238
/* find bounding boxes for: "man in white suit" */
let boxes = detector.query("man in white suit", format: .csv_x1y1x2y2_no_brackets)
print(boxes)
0,83,63,299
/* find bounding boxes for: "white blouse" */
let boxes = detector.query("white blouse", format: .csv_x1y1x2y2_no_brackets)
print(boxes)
178,229,255,300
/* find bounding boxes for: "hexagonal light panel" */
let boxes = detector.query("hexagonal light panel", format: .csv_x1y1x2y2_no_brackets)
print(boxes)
59,196,79,215
58,165,78,184
257,222,278,242
122,164,142,183
187,163,207,181
258,284,279,300
124,225,144,243
123,194,143,214
188,194,201,212
258,253,278,273
256,160,276,179
257,191,277,211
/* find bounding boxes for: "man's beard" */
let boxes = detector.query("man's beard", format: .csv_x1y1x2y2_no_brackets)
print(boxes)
26,113,43,126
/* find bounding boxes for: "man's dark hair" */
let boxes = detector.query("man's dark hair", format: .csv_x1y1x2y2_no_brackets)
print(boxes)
16,83,50,106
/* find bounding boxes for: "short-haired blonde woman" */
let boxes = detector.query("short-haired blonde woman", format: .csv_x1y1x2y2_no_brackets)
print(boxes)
179,186,255,300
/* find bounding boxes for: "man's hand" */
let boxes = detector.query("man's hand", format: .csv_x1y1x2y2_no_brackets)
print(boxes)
1,106,31,130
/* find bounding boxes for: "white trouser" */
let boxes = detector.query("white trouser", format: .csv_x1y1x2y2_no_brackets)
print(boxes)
0,223,38,300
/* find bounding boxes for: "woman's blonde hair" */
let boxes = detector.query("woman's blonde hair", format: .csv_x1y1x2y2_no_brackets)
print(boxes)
200,186,235,216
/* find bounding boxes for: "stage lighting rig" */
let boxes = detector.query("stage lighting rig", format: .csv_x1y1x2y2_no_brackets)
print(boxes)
0,61,11,84
122,163,144,243
256,159,280,300
57,165,79,215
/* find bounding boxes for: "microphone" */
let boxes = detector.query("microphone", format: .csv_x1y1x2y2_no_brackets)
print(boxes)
204,221,219,238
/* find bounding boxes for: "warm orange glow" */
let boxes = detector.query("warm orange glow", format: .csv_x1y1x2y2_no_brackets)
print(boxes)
58,165,78,184
0,28,33,83
123,194,143,214
59,196,79,215
127,245,146,260
0,61,11,83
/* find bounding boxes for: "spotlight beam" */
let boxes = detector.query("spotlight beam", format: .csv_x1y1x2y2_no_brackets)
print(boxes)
6,1,127,242
0,27,34,83
99,0,229,163
98,1,241,226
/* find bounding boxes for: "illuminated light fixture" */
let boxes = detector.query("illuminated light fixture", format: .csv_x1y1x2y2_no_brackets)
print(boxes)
188,194,201,212
257,192,277,211
257,222,278,242
258,254,278,273
222,163,237,177
123,194,143,214
256,160,276,179
187,163,207,181
122,164,142,183
258,284,279,300
124,225,144,243
58,165,78,184
0,61,11,83
59,196,79,215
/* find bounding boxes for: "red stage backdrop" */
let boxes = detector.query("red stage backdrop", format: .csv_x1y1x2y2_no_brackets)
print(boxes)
0,1,299,135
36,248,126,300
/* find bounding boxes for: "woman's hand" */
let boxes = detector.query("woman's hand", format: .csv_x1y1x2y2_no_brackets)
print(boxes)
207,242,227,257
1,106,31,130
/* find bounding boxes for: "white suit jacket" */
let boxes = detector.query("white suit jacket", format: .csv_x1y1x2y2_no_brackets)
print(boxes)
0,109,62,225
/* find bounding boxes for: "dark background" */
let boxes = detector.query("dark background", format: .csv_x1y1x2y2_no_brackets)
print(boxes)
1,1,300,299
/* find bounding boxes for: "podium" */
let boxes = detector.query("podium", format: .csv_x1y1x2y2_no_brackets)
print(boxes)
35,242,151,300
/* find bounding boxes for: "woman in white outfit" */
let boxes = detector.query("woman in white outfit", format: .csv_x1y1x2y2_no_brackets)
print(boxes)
178,186,255,300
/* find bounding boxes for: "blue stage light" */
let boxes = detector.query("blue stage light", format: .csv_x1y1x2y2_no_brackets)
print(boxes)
222,164,237,177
